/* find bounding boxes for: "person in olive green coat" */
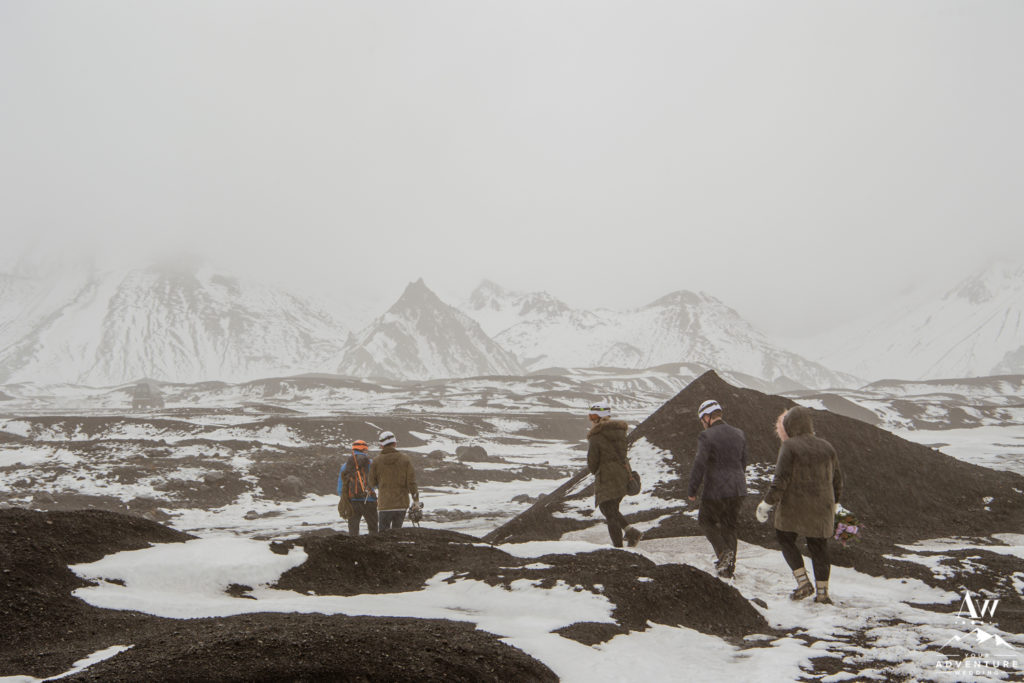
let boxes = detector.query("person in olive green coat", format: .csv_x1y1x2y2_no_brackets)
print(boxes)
756,406,843,604
586,401,642,548
369,430,419,531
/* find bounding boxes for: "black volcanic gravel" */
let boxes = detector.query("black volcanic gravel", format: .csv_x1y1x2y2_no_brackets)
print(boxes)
1,509,771,681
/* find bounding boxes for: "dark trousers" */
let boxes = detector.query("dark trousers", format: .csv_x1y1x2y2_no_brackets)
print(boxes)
598,497,629,548
348,499,378,535
776,530,830,582
378,509,406,531
698,496,743,561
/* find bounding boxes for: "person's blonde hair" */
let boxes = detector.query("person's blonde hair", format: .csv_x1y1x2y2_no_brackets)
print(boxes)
775,410,789,441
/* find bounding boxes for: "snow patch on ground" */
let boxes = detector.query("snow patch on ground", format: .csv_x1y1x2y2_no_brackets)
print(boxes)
894,425,1024,477
1,644,136,682
0,446,51,469
62,531,1024,682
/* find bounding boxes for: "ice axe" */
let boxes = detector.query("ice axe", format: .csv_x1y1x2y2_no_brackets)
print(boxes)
408,500,424,527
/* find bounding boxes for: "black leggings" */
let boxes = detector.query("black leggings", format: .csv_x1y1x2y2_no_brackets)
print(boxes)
776,530,830,582
599,497,629,548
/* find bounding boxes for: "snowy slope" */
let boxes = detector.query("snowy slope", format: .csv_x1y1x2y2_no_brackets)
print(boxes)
463,279,573,339
802,261,1024,381
337,279,525,381
0,273,44,343
0,263,349,385
462,281,856,389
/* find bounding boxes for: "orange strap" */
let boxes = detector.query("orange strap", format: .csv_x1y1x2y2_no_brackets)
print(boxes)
351,453,368,496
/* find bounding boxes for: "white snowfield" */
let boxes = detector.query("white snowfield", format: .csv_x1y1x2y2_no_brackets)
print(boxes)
798,262,1024,381
895,425,1024,477
18,532,1013,683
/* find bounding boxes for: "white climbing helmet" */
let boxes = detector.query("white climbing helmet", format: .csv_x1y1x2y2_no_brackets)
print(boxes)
588,401,611,418
697,399,722,419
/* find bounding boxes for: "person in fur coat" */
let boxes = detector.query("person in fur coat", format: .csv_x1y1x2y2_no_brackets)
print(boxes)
586,401,643,548
756,406,843,604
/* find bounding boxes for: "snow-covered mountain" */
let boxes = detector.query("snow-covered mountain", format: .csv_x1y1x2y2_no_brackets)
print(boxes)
0,261,349,385
461,281,857,389
463,279,575,339
802,261,1024,381
336,279,525,381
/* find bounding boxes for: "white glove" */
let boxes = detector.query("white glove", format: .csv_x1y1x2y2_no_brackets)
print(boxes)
756,500,773,524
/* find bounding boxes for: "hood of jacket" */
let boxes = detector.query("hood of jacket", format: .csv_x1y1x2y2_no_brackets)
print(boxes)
587,419,629,439
783,406,815,437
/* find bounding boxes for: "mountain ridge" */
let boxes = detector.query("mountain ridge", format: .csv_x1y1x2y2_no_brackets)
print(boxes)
0,263,349,385
462,280,858,389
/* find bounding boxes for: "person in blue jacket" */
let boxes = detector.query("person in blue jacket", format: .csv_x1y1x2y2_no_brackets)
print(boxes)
338,439,378,535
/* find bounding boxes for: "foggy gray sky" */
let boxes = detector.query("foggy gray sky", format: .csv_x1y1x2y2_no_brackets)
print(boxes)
2,1,1022,336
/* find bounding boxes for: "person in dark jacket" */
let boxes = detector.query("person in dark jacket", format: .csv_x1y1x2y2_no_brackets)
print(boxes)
369,430,419,531
587,401,642,548
688,399,748,578
338,439,378,535
756,406,843,604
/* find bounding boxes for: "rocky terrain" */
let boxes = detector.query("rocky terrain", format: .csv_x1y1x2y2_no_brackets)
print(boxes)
2,371,1023,681
490,371,1024,638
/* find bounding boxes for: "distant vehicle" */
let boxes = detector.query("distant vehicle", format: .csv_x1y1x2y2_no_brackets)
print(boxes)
131,382,165,410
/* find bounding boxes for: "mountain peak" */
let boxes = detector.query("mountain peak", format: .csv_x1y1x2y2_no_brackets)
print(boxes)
474,279,507,296
407,277,430,292
394,279,442,308
340,281,524,380
644,290,708,309
947,261,1024,305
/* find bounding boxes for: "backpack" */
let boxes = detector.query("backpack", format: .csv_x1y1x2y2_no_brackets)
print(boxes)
346,454,372,500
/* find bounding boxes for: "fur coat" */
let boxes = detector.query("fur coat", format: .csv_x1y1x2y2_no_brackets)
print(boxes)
587,419,631,505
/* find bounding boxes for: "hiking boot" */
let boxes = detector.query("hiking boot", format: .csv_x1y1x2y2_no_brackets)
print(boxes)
716,551,735,578
789,583,814,601
814,594,834,605
624,527,643,547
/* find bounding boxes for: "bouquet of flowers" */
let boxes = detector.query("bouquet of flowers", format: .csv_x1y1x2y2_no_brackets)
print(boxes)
834,504,862,547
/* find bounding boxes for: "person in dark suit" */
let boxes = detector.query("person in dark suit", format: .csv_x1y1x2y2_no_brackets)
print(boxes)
688,399,749,578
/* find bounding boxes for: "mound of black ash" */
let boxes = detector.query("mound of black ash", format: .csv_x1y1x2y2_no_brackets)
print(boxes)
487,371,1024,568
1,508,192,676
275,527,770,646
62,614,557,683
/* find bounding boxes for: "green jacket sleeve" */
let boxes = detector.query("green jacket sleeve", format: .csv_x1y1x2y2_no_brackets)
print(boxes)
407,459,418,501
587,438,600,474
831,447,843,503
764,443,793,506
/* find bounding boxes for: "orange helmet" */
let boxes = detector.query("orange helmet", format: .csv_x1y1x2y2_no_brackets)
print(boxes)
352,440,368,452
